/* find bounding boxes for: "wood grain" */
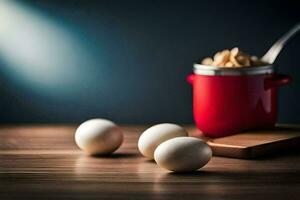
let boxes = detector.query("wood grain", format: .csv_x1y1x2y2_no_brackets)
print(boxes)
0,125,300,200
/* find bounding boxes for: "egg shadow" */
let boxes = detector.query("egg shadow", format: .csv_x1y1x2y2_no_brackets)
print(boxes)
167,170,208,176
91,152,139,159
144,159,156,163
160,169,238,178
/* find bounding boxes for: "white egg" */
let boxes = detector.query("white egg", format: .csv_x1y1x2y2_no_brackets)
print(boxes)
75,119,123,155
154,137,212,172
138,123,188,159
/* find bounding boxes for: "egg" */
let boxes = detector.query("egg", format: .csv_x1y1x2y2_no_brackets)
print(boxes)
138,123,188,159
75,119,123,155
154,137,212,172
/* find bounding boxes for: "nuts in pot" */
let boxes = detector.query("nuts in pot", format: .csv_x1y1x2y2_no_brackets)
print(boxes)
201,48,267,67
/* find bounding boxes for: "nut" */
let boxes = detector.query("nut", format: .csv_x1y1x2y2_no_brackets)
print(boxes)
201,47,266,68
225,62,234,67
201,57,213,65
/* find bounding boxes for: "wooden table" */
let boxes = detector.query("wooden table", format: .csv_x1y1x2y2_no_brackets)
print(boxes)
0,125,300,200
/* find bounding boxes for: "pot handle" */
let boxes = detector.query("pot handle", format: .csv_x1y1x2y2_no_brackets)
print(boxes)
265,74,292,89
186,74,195,85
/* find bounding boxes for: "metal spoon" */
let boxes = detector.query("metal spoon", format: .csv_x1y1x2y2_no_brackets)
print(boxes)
261,23,300,64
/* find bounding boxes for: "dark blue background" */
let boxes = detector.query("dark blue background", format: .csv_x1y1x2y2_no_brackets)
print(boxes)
0,0,299,124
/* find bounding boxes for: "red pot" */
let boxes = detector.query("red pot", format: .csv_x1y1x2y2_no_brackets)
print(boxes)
187,64,291,138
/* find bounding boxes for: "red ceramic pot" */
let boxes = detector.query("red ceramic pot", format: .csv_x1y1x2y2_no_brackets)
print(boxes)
187,64,291,138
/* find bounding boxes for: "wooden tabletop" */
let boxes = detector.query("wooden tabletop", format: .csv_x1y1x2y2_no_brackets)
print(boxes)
0,125,300,200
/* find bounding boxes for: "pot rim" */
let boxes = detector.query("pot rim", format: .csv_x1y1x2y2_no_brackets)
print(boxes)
193,64,274,76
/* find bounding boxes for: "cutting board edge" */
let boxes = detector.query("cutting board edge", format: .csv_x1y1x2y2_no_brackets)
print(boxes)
209,135,300,159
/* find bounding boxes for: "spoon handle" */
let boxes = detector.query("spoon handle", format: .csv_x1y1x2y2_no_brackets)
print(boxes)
261,23,300,64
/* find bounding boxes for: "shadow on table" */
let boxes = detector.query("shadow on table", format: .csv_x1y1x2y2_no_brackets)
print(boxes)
91,152,139,159
156,169,300,185
253,147,300,160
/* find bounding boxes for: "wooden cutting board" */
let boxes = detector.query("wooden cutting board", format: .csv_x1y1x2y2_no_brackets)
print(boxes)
205,124,300,159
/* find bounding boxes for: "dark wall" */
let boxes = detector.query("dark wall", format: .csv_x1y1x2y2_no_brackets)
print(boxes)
0,0,299,124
